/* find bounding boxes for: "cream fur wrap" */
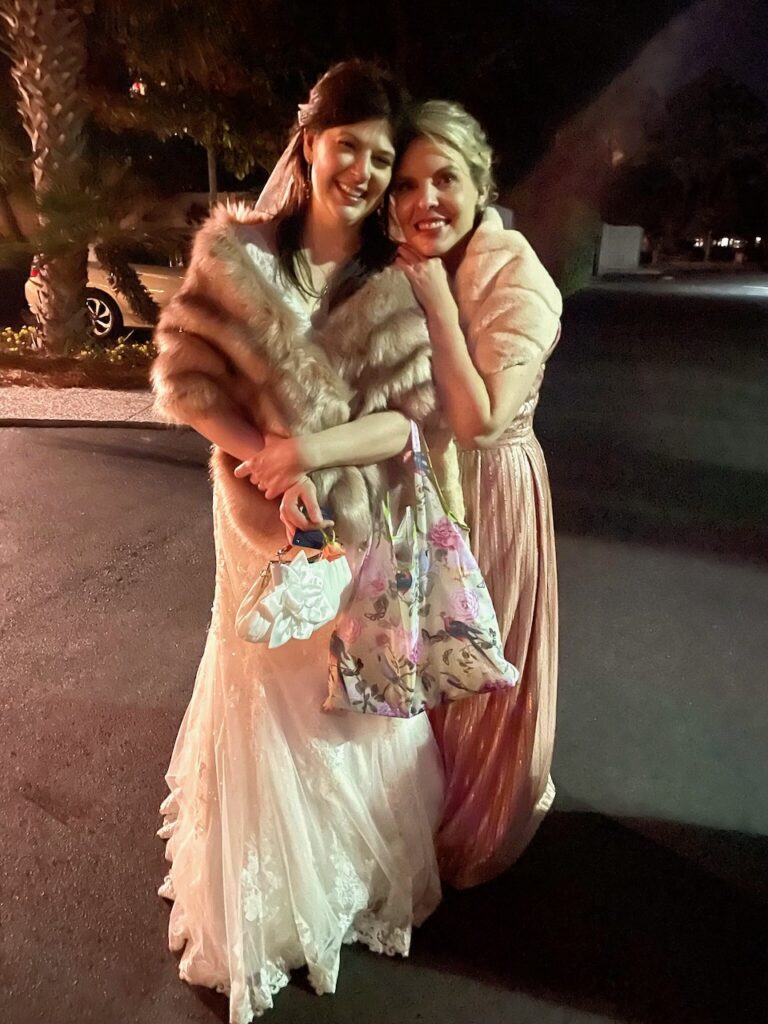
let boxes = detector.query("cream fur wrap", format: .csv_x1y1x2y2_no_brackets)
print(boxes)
151,204,460,551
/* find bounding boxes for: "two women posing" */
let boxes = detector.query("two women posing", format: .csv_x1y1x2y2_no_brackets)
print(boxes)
152,59,562,1022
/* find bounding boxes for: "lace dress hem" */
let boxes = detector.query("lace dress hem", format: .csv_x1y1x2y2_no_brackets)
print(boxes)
158,794,428,1022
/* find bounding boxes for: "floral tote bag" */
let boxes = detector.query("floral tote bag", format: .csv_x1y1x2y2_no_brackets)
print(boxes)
325,422,519,717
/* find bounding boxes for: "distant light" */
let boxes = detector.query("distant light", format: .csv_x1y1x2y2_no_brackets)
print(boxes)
756,236,762,244
694,239,704,247
719,236,729,246
130,79,146,97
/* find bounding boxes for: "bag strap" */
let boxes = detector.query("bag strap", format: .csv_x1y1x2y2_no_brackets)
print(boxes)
409,419,422,454
374,422,464,538
408,421,464,526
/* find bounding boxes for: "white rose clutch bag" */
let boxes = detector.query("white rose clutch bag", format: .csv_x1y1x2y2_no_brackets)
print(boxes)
236,543,352,648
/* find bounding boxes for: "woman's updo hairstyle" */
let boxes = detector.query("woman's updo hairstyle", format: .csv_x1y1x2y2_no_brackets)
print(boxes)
398,100,498,207
276,60,409,301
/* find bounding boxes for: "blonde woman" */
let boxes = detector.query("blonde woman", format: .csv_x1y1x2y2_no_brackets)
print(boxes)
391,101,563,889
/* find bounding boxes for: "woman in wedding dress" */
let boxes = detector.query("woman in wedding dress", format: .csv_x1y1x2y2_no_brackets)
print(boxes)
150,62,455,1021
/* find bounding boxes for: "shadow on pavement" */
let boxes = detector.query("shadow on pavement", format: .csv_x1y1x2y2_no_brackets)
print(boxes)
412,810,768,1024
561,289,768,372
541,285,768,565
38,430,210,470
187,812,768,1024
543,432,768,566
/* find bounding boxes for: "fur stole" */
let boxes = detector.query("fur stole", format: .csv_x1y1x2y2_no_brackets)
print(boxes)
454,207,562,376
152,204,458,550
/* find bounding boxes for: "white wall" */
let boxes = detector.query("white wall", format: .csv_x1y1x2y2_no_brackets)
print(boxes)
597,224,644,275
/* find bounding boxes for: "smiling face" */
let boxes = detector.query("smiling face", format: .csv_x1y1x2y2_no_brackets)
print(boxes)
391,136,486,258
303,118,396,233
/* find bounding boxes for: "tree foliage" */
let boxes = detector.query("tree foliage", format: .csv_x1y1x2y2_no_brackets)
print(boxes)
1,0,761,349
85,0,328,200
603,71,768,254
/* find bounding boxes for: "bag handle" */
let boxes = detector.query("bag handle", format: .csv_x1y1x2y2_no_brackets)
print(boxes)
408,421,464,527
375,422,464,539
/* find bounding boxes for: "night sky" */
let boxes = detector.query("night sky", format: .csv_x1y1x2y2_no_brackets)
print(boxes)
2,0,767,193
691,0,768,102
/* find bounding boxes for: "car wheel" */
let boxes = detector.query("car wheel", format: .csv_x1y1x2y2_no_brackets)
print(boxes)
86,289,123,341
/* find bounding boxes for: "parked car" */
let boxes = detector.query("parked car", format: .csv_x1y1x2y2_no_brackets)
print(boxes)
25,247,185,340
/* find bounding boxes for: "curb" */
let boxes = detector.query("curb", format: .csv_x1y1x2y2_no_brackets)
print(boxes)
0,418,180,429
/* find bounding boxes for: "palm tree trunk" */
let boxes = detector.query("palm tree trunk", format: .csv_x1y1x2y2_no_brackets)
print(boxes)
1,0,89,354
0,186,26,241
206,144,218,207
37,248,89,347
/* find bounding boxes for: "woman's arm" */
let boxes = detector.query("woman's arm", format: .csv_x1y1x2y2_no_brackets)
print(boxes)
234,411,410,500
425,305,544,449
185,406,265,461
396,247,544,449
185,407,334,537
302,411,411,470
151,283,266,461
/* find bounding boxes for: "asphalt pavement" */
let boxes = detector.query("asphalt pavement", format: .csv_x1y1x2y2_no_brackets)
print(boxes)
1,277,767,1024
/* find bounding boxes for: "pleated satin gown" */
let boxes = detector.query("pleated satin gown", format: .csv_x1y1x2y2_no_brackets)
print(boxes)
430,360,559,890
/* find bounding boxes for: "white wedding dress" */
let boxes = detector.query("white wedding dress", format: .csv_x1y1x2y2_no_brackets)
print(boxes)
157,237,444,1022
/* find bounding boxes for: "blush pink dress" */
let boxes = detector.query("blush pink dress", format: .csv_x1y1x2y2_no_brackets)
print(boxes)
429,209,562,889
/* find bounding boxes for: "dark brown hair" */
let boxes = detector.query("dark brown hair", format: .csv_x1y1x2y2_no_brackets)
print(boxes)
275,60,408,306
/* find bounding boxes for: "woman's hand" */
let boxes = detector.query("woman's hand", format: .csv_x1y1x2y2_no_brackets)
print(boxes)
278,477,334,546
395,245,456,318
234,434,308,500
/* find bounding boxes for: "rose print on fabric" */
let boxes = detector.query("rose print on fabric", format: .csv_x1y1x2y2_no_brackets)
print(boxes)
326,424,519,717
447,588,481,623
364,575,388,597
427,517,462,551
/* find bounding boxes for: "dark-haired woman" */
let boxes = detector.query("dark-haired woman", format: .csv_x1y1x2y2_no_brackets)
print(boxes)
151,62,457,1019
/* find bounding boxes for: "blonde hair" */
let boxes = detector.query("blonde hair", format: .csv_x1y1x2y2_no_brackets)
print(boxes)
401,100,498,204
